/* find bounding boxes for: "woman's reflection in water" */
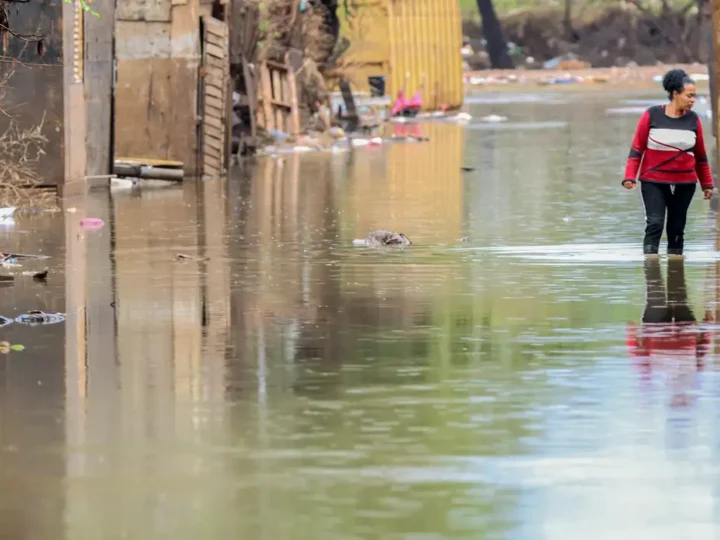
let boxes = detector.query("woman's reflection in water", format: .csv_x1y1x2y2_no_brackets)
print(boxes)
626,258,714,409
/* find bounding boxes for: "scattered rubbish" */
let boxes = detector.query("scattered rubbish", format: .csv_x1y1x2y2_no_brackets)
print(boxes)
479,114,508,123
0,316,11,327
0,275,14,285
268,129,290,142
80,217,105,230
15,311,66,326
0,252,50,265
542,53,581,70
539,75,584,85
0,342,24,353
353,230,412,247
0,207,15,220
458,237,469,242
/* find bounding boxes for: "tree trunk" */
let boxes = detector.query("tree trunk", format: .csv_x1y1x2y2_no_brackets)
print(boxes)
563,0,573,41
475,0,514,69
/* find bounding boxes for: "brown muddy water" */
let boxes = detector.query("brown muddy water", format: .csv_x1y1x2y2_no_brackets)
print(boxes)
2,90,720,539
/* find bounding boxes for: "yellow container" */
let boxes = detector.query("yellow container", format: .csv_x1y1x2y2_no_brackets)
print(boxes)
338,0,464,111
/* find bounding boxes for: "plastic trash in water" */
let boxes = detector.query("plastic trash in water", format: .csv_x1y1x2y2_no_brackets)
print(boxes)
0,207,15,227
479,114,508,123
80,217,105,230
15,311,66,326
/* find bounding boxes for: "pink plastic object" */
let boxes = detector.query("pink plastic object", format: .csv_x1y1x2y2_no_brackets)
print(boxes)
80,218,105,230
391,90,408,117
407,90,423,110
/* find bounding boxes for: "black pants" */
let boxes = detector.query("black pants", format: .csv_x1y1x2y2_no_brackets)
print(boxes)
642,257,695,324
641,181,696,255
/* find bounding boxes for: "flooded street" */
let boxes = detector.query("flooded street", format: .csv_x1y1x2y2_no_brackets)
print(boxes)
3,90,720,539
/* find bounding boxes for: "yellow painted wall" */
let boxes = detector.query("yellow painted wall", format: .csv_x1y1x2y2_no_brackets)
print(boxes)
339,0,464,110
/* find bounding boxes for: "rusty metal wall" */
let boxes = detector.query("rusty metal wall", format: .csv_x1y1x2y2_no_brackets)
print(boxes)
339,0,464,110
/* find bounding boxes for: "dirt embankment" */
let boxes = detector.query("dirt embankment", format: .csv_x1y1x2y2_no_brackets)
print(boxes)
465,64,709,92
463,6,710,70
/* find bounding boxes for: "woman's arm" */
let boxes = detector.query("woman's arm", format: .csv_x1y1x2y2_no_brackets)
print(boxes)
623,110,650,186
694,117,714,191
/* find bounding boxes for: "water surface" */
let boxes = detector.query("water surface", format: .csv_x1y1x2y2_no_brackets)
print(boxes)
2,90,720,539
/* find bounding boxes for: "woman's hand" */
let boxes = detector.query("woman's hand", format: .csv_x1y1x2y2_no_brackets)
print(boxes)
622,180,636,190
704,188,714,200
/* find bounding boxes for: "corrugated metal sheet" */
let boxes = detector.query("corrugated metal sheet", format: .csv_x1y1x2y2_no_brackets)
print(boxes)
339,0,463,110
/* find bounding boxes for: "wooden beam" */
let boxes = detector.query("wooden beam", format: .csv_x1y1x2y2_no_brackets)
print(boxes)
84,0,117,177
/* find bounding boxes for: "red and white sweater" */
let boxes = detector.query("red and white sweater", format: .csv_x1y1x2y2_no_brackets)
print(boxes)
623,105,714,189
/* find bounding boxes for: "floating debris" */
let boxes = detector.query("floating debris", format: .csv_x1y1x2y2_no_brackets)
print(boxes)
0,342,24,354
0,316,12,327
353,230,412,247
0,275,13,284
15,311,66,326
80,217,105,231
175,253,209,262
479,114,508,123
21,268,49,281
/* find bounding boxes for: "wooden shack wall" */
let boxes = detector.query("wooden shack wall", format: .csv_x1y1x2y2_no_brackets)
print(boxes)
114,0,214,174
339,0,464,110
2,1,64,186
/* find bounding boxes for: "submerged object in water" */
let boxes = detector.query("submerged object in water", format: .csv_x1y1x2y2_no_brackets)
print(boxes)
15,310,65,326
479,114,508,123
353,230,412,247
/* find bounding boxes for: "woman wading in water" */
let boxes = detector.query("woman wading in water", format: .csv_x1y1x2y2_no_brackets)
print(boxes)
623,69,714,256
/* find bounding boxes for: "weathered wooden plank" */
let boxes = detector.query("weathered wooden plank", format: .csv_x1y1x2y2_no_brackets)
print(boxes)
286,54,301,135
204,114,223,130
205,85,223,99
204,144,221,157
204,124,223,140
116,0,171,22
205,96,223,111
205,43,225,59
84,0,116,176
205,135,223,151
204,147,221,160
204,16,228,37
207,56,226,70
205,104,223,118
116,21,172,60
206,32,226,49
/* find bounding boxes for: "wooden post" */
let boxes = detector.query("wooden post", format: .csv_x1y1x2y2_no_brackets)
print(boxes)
259,62,275,131
285,52,300,135
62,0,87,192
84,0,116,177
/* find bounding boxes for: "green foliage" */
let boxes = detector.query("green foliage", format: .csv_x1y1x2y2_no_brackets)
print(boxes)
63,0,99,18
